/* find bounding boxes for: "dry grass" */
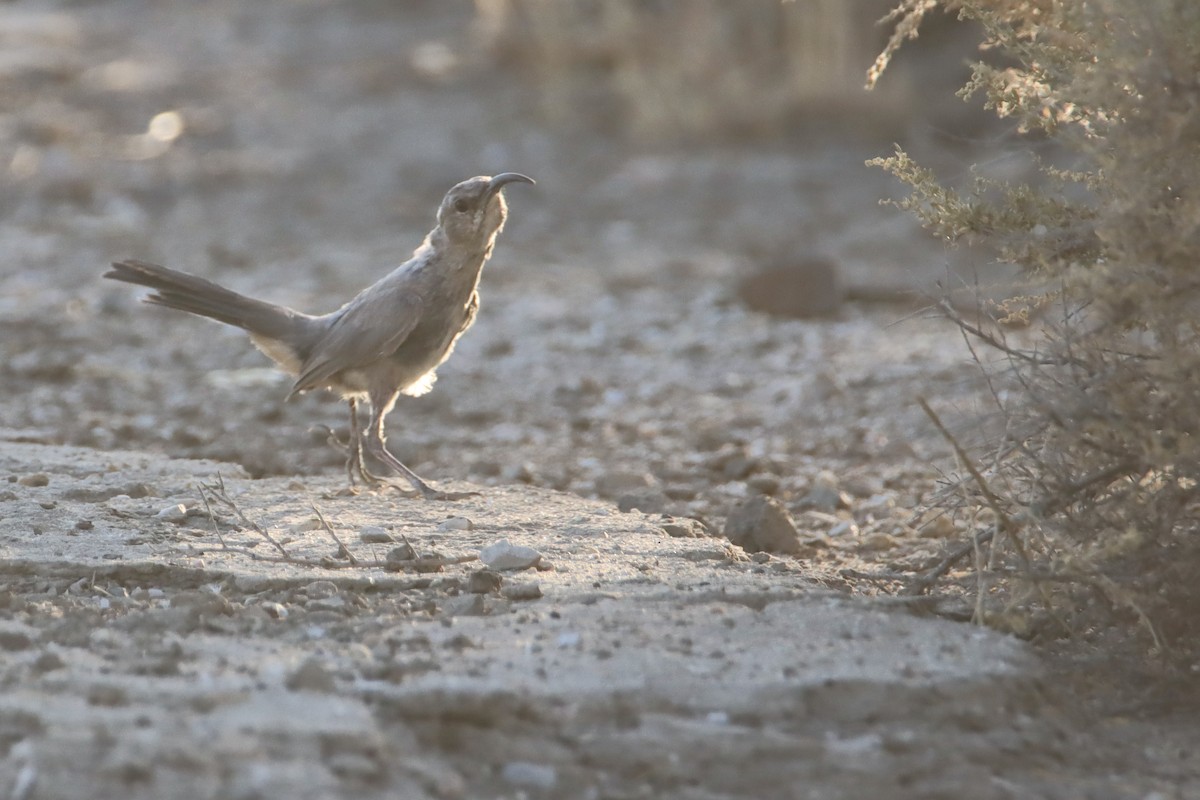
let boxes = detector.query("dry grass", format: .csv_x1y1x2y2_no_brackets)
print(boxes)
871,0,1200,659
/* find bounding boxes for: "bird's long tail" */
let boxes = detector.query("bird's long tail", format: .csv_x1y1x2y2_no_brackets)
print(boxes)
104,259,306,344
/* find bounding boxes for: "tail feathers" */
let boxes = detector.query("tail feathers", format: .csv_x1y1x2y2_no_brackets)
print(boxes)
105,259,307,344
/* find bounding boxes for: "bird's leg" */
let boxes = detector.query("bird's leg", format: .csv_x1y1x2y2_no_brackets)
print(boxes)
345,398,388,488
362,401,478,501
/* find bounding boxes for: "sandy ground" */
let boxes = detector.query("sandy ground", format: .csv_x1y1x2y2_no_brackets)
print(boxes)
1,1,1198,798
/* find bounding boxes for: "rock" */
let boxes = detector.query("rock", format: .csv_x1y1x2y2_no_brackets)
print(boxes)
303,580,339,600
285,657,336,693
155,503,188,522
737,258,844,318
437,516,473,532
858,492,897,520
660,517,709,538
803,470,852,511
723,496,803,555
595,470,656,497
466,569,503,594
442,594,486,617
385,543,417,567
617,489,668,514
17,473,49,487
501,581,542,601
501,761,557,791
480,539,541,571
828,520,858,538
358,525,394,543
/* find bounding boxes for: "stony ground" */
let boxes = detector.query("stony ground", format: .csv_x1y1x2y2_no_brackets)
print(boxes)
1,1,1198,798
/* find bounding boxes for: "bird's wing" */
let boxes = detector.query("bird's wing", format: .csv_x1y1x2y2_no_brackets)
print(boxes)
290,288,425,396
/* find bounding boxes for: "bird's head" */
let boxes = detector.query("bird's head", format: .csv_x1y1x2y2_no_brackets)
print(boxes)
436,172,535,247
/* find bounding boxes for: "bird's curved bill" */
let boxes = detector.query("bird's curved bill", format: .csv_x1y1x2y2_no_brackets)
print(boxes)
486,172,536,198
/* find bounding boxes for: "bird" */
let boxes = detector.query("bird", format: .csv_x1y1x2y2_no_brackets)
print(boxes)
104,172,535,500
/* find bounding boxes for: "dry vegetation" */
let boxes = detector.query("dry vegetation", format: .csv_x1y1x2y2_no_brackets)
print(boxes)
870,0,1200,655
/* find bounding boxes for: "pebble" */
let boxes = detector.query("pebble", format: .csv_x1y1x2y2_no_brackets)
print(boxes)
285,657,336,693
261,601,288,620
501,761,558,791
723,496,803,555
737,258,844,318
442,594,486,617
660,517,709,538
501,581,543,601
358,525,394,543
828,520,858,538
466,569,503,594
858,492,897,520
480,539,541,571
17,473,49,487
437,516,473,532
155,503,188,522
303,580,339,600
617,490,668,514
803,470,852,511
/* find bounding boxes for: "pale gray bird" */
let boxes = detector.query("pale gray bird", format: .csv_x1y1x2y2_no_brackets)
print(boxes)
105,172,535,499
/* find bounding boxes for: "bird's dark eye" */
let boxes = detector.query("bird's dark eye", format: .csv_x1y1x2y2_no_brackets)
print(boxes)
453,198,470,213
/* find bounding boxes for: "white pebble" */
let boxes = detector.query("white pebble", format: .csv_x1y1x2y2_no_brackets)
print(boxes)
480,539,541,571
155,503,187,522
437,516,473,532
501,761,557,791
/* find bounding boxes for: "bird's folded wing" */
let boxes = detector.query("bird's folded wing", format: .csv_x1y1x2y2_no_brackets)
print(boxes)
290,289,425,395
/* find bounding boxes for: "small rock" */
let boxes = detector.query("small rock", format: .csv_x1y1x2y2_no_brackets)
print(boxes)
412,555,446,574
32,650,65,673
261,601,289,620
358,525,394,543
480,539,541,571
661,517,709,538
17,473,49,487
169,590,232,617
290,518,323,534
88,685,129,707
74,519,93,531
723,496,803,555
828,520,858,538
0,628,34,651
858,492,897,520
442,594,486,617
803,470,851,511
737,258,844,318
617,490,668,514
466,569,503,594
595,470,656,497
385,543,417,566
303,580,339,600
859,532,899,551
285,657,336,693
501,581,542,601
155,504,188,522
746,474,781,495
917,513,958,538
501,761,557,791
437,516,473,532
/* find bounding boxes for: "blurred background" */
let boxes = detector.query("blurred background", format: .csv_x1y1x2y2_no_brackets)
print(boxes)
0,0,1015,524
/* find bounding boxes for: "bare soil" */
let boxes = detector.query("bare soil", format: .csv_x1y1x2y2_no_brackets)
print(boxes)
1,2,1198,798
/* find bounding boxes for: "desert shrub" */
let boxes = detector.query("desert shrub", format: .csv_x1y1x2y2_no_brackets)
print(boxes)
870,0,1200,653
